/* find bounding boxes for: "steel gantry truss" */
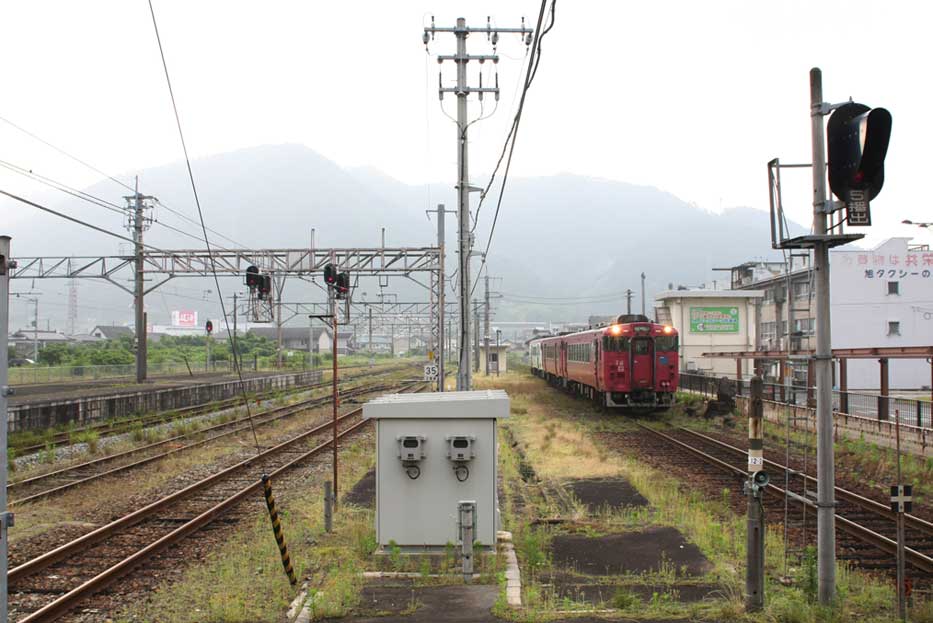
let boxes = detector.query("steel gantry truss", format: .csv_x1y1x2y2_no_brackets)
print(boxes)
10,246,446,387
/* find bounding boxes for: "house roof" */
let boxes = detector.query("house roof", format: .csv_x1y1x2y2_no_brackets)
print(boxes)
91,325,134,338
654,289,764,300
12,330,72,342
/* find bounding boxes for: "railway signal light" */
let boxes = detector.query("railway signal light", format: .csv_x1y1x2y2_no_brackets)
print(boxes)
245,265,260,289
205,320,213,335
827,102,892,226
335,272,350,299
258,274,272,300
324,263,338,286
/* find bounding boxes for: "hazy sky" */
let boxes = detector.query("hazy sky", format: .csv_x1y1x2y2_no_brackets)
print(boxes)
1,1,931,328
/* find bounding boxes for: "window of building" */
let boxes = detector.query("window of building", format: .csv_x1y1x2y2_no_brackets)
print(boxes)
888,321,901,336
793,281,811,298
887,281,900,295
489,353,498,363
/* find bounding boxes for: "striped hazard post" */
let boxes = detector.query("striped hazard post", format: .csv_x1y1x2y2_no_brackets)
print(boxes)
261,474,298,585
746,375,767,611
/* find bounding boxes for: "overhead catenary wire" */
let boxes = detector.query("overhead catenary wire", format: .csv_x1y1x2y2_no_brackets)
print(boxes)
146,0,261,454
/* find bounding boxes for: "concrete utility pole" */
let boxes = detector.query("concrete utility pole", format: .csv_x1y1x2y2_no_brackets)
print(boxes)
640,272,646,316
809,67,836,605
368,307,373,356
275,276,285,368
32,297,38,362
425,16,532,391
625,289,633,315
427,203,450,391
125,181,153,384
484,274,491,376
1,235,16,623
231,292,240,369
473,300,481,373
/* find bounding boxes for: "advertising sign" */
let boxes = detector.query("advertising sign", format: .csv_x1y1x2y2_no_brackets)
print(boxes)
690,306,739,333
171,310,198,328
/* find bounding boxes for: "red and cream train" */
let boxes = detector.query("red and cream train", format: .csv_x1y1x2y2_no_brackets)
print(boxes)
528,314,679,410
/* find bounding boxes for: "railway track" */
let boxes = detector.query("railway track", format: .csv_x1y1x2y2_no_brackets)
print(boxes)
7,382,423,622
8,377,413,505
10,363,410,455
635,423,933,574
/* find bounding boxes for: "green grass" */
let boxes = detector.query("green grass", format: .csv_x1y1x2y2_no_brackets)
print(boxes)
118,438,378,623
483,370,907,623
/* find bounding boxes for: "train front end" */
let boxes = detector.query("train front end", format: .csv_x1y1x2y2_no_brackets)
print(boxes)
600,320,679,409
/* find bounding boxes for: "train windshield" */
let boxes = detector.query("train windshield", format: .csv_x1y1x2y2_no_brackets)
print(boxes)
655,336,678,352
602,336,630,352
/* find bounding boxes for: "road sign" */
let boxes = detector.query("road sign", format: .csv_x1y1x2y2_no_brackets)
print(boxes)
423,362,439,382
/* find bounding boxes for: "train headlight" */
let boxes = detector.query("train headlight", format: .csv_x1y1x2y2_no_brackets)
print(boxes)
610,324,622,336
663,325,673,334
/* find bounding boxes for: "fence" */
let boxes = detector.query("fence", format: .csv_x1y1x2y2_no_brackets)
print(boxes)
7,360,257,385
679,372,933,429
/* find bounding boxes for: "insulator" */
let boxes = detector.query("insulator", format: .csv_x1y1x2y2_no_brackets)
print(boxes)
525,32,533,46
491,32,499,46
438,73,443,100
422,32,429,46
495,74,500,101
486,16,491,38
478,74,483,101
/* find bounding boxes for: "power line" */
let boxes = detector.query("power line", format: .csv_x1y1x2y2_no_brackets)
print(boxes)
0,114,247,249
470,0,555,298
470,0,554,236
0,158,231,248
147,0,260,453
0,159,125,215
0,188,171,253
0,114,135,192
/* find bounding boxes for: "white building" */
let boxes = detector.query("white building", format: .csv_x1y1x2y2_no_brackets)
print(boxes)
830,238,933,389
654,290,763,377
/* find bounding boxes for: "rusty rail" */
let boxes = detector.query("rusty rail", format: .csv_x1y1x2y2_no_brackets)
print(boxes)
636,423,933,573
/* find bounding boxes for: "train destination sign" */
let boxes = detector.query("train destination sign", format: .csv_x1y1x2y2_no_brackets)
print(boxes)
690,306,739,333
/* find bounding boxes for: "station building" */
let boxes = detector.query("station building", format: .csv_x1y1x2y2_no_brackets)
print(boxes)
723,237,933,390
654,289,763,378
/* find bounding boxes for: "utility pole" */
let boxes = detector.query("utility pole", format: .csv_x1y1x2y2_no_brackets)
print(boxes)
809,68,836,606
625,289,633,315
473,300,481,373
640,272,646,316
275,275,285,368
32,297,38,362
124,181,153,384
231,292,240,370
427,203,450,391
368,307,373,357
67,278,78,336
484,274,491,376
1,235,16,623
425,16,532,391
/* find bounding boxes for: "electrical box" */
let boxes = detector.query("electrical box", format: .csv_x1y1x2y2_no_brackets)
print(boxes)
363,390,509,549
